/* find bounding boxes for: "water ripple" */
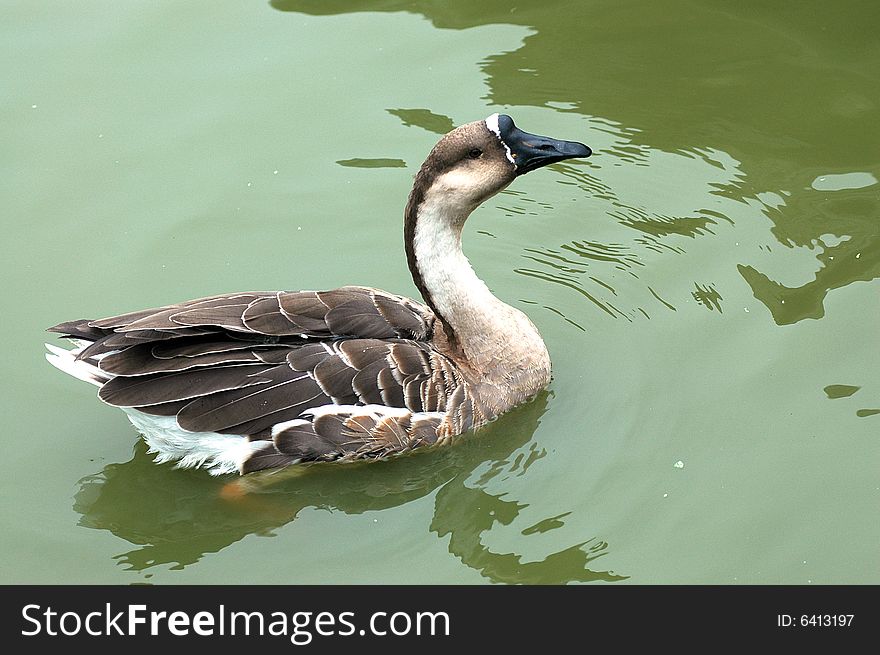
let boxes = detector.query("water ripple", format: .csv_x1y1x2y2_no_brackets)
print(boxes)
692,282,723,312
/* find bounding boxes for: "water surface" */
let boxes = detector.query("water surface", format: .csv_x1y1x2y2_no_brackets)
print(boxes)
1,0,878,584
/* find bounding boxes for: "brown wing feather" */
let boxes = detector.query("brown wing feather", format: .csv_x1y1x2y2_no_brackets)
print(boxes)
174,366,329,434
241,295,303,334
269,406,446,464
90,331,461,438
98,364,272,407
48,286,477,472
98,343,272,376
50,286,433,355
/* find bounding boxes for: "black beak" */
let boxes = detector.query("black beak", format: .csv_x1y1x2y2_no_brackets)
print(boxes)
496,114,592,175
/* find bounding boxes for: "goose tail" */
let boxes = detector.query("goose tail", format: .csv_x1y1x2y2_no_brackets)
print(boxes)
44,342,110,387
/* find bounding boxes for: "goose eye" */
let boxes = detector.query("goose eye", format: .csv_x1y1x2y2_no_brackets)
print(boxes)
467,148,482,159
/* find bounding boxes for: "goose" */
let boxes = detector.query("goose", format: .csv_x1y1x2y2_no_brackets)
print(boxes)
46,114,592,475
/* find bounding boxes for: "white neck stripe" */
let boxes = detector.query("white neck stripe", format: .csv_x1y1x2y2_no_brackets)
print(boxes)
484,113,515,165
485,113,501,137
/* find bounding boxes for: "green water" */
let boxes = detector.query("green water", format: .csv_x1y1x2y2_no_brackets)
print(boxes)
2,1,878,584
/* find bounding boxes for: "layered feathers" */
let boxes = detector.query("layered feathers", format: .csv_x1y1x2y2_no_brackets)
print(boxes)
48,286,484,473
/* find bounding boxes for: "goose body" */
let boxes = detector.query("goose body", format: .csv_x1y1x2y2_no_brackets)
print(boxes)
47,114,591,475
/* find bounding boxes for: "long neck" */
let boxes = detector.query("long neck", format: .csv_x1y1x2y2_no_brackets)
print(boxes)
404,180,548,379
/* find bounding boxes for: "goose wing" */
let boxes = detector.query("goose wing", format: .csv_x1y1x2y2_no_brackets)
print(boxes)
50,286,434,359
49,287,480,472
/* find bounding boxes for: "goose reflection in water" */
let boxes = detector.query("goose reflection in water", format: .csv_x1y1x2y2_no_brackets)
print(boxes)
73,394,626,583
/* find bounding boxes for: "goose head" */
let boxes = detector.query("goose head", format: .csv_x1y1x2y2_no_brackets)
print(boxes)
409,113,592,217
404,114,592,353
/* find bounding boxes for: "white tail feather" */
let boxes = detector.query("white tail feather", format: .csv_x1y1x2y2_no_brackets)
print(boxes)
44,343,109,386
124,409,258,476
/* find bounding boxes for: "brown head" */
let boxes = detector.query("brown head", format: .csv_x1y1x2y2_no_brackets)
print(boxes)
406,113,592,219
